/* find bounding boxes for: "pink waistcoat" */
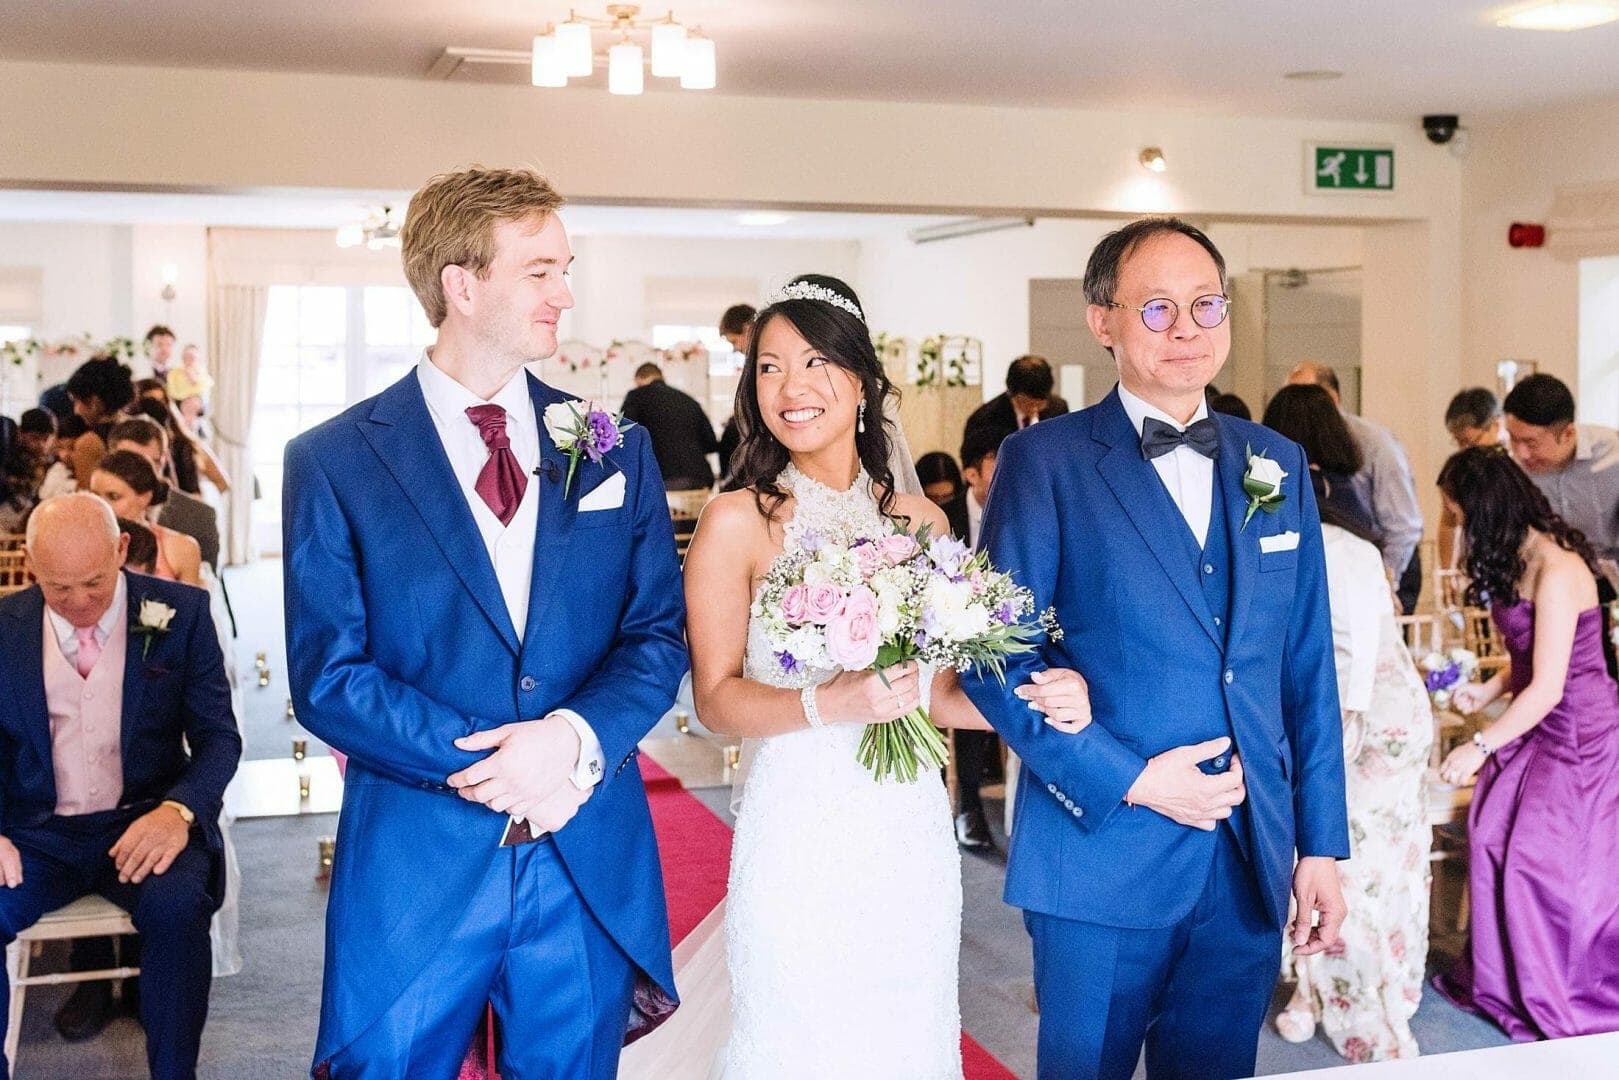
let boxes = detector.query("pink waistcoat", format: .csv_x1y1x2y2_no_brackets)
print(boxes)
42,604,127,815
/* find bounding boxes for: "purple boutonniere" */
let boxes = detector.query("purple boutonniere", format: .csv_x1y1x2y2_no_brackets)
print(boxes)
541,400,632,498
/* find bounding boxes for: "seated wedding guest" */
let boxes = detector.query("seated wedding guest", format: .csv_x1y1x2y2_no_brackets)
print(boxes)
118,517,160,575
0,493,240,1079
1505,374,1619,676
1433,446,1619,1041
715,303,757,488
915,451,964,508
88,451,203,587
1274,470,1432,1061
144,325,177,382
1209,391,1252,421
1263,384,1378,544
947,423,1007,850
963,355,1068,446
1440,388,1506,570
65,356,137,489
1,409,76,532
108,418,220,570
166,345,212,433
619,362,719,490
135,395,231,498
1289,361,1425,614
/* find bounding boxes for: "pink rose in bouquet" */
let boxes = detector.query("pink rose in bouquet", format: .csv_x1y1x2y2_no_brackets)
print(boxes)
805,583,844,624
826,588,881,669
852,542,885,579
877,534,920,565
780,584,810,625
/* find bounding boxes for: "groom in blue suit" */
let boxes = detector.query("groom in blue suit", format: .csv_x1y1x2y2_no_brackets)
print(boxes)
285,168,687,1079
964,219,1349,1080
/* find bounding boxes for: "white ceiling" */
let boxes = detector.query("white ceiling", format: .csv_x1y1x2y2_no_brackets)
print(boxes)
3,1,1619,120
0,188,947,239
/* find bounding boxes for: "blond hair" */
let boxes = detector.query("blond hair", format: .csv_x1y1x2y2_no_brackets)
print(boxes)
401,166,567,327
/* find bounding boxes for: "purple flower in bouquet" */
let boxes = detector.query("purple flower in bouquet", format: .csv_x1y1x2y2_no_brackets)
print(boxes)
542,399,631,497
995,601,1016,626
925,534,970,577
1424,662,1461,695
585,409,619,462
776,650,803,676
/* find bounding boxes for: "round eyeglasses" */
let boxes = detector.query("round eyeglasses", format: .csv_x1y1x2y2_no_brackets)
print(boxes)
1107,294,1231,333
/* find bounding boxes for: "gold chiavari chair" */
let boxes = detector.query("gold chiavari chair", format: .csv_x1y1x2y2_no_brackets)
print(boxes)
0,549,31,597
666,488,712,560
0,533,24,552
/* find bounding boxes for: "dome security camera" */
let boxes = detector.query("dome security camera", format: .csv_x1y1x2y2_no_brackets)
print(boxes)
1422,114,1460,145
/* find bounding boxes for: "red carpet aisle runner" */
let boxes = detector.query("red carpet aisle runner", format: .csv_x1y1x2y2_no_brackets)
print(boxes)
639,755,1017,1080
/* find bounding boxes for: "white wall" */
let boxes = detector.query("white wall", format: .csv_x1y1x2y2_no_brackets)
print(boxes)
1462,94,1619,397
1580,256,1619,430
0,221,137,383
565,234,859,346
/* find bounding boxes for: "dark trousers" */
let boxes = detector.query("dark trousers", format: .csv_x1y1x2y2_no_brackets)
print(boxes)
322,837,634,1080
954,729,1000,815
0,809,214,1080
1025,828,1280,1080
1396,548,1423,616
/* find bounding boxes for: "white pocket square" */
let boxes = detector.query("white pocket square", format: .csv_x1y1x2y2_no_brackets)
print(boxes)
1260,531,1300,554
577,472,626,512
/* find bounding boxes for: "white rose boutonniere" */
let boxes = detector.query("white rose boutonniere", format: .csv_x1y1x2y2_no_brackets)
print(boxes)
132,598,177,659
541,400,632,498
1241,446,1287,530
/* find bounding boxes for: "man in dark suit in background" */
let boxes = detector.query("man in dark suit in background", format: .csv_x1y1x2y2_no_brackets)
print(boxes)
0,493,240,1079
963,355,1069,449
620,362,721,491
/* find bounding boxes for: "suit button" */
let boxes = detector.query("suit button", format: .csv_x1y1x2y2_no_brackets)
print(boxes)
1213,755,1228,769
520,676,537,692
1224,670,1234,684
1213,617,1222,627
1203,563,1215,575
1072,807,1083,818
1046,782,1058,794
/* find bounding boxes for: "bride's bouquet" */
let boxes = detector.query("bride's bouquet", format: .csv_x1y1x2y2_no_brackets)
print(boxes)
751,524,1061,782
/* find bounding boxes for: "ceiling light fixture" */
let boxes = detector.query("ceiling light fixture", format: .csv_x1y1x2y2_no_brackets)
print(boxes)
335,207,404,251
1495,0,1619,30
1138,147,1168,173
737,212,791,227
524,5,713,94
1283,69,1344,81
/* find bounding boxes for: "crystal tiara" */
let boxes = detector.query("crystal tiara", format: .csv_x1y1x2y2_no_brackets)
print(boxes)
767,281,865,323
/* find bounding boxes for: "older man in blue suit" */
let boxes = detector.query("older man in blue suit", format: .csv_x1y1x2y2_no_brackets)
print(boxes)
0,493,241,1079
284,167,687,1079
964,218,1349,1080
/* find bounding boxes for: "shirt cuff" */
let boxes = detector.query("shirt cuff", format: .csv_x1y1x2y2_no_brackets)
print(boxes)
553,709,605,790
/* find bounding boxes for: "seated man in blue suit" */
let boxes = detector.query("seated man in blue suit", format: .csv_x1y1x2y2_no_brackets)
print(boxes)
964,218,1349,1080
0,493,241,1080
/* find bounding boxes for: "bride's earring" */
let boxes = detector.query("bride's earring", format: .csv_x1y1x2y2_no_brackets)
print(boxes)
857,399,867,434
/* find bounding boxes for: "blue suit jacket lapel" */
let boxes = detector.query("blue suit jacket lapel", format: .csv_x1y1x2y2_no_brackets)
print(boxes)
1214,416,1260,646
1091,389,1222,648
524,376,581,646
359,372,520,655
119,573,150,763
2,588,54,790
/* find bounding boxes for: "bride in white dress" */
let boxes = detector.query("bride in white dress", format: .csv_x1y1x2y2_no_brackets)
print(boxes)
669,276,1092,1079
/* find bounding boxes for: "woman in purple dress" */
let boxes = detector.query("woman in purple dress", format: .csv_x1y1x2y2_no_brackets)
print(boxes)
1433,445,1619,1041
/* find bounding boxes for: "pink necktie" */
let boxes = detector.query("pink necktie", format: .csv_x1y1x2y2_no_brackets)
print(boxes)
75,626,101,679
465,405,528,526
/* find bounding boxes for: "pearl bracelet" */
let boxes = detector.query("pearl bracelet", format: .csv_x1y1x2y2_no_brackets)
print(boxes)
1472,731,1494,757
800,685,824,729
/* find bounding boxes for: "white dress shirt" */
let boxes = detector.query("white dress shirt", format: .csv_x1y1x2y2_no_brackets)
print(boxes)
416,352,603,793
966,489,985,549
1117,383,1215,550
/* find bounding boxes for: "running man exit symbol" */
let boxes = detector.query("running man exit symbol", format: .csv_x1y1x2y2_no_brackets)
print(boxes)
1311,146,1394,192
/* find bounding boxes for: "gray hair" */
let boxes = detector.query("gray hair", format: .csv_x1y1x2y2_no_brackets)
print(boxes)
24,492,120,552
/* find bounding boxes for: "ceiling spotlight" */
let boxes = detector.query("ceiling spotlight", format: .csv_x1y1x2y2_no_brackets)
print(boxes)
1139,147,1168,173
1283,69,1344,81
737,212,791,227
1495,1,1619,30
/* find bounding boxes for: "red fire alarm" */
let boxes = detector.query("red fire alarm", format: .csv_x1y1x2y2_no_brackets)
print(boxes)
1508,223,1546,248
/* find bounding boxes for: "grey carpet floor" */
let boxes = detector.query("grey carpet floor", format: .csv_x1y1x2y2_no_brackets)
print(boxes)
13,560,1511,1078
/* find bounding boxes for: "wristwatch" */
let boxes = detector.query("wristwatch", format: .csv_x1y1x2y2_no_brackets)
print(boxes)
161,799,196,825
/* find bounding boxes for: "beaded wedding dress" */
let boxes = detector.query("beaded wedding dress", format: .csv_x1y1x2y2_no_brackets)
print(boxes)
717,463,963,1079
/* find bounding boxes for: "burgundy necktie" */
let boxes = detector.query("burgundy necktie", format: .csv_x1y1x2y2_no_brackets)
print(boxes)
465,404,528,526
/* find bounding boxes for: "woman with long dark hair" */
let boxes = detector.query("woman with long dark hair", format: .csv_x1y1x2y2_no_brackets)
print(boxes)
1432,445,1619,1040
1261,384,1377,544
674,275,1090,1078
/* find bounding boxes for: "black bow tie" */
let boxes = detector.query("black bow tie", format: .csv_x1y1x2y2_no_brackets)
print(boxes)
1140,416,1220,461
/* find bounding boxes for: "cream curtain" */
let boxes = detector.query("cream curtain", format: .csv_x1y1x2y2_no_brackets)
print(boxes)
207,284,268,566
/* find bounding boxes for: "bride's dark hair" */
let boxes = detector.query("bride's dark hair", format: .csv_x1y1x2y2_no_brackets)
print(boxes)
1437,444,1598,607
731,274,902,522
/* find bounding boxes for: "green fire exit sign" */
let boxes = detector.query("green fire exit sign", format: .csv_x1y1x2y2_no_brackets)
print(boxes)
1311,146,1394,192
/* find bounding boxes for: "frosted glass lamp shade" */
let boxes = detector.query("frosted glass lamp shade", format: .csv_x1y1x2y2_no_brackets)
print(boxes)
531,34,567,87
556,20,595,77
650,22,686,77
680,34,715,90
608,41,644,95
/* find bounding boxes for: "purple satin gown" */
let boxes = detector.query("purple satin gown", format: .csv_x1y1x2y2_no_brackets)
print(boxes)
1436,601,1619,1040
